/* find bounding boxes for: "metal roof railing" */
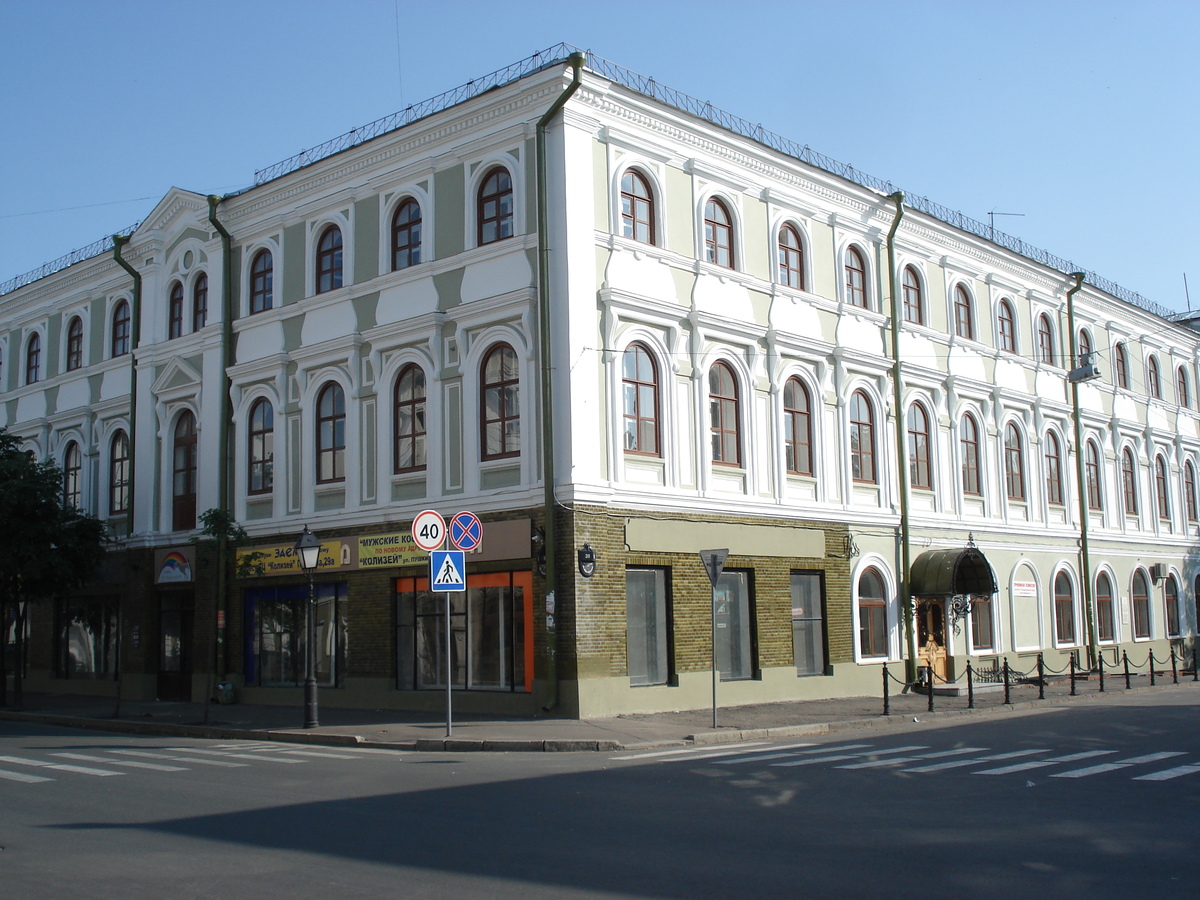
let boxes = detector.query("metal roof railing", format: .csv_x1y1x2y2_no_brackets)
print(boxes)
0,223,140,297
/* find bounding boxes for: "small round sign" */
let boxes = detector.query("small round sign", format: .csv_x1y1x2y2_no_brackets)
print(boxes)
449,511,483,552
411,509,447,551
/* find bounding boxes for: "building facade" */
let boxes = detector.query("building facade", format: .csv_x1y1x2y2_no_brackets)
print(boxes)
2,47,1197,718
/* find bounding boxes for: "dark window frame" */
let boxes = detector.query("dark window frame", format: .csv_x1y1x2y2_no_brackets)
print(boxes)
1148,356,1162,400
63,441,82,509
844,245,867,308
1114,342,1129,390
850,390,876,484
960,414,981,496
778,223,804,290
997,299,1016,353
111,300,131,357
1045,431,1064,506
316,225,344,294
783,376,812,476
703,197,734,269
172,411,197,531
902,265,923,324
192,273,208,332
622,343,660,457
907,402,933,491
857,567,888,659
620,169,655,245
109,430,129,516
477,167,514,246
66,316,84,371
1121,448,1138,516
481,343,520,460
25,332,41,385
1155,454,1170,520
316,382,346,484
250,249,273,314
248,398,274,496
393,363,427,473
708,361,741,467
1053,572,1076,646
1004,422,1025,501
1036,313,1054,366
391,198,422,270
1096,572,1115,642
1086,440,1103,510
168,281,184,339
953,285,974,340
1132,570,1151,639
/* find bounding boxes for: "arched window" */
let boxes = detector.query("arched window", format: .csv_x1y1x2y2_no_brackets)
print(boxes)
477,167,513,245
1053,571,1076,646
1086,440,1103,510
391,198,422,270
953,285,973,340
622,343,659,456
857,567,888,658
248,398,274,495
481,343,520,460
172,411,197,531
1095,572,1115,642
1004,422,1025,501
316,226,343,294
1045,431,1063,506
850,390,876,484
1147,356,1162,400
778,224,804,289
63,441,82,509
709,361,741,466
907,402,932,491
783,377,812,476
109,430,129,515
250,249,273,314
997,299,1016,353
960,414,981,496
168,281,184,339
901,265,923,324
1078,329,1092,361
844,246,867,308
316,383,346,483
1114,342,1129,389
1165,575,1181,638
1036,313,1054,365
25,333,41,384
192,273,208,331
1121,448,1138,516
1185,460,1198,522
111,300,131,357
1155,454,1170,520
703,198,734,269
66,317,84,371
620,170,655,245
1132,570,1151,639
393,364,427,472
1177,366,1190,409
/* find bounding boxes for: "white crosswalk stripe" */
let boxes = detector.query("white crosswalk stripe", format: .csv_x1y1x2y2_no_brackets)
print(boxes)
774,745,930,768
974,750,1116,775
50,752,188,772
108,749,248,767
0,768,53,783
160,746,306,763
836,747,987,770
1133,764,1200,782
613,742,771,761
0,755,124,777
902,749,1048,772
1050,751,1187,779
715,743,868,765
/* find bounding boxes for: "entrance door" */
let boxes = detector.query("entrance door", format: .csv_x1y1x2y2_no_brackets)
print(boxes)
157,593,194,701
916,599,948,683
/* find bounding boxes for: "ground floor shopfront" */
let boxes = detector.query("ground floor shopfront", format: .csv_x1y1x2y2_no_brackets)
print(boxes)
8,509,1198,718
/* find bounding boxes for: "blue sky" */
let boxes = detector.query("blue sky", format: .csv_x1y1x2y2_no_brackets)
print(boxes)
2,0,1197,312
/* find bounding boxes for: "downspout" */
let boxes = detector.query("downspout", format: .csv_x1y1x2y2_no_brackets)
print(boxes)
1066,272,1097,668
207,196,235,682
536,52,585,712
111,235,141,532
884,192,918,683
111,234,141,717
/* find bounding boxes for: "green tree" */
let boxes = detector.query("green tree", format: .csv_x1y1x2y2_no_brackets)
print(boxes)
0,429,108,707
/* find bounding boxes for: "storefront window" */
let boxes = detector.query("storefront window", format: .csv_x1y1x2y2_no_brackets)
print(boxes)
56,598,119,678
244,583,347,686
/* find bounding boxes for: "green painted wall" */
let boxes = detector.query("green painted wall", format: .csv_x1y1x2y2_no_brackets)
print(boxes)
433,268,464,313
594,141,609,233
811,221,836,300
434,166,464,258
665,166,693,258
283,223,306,305
741,196,768,282
355,198,379,284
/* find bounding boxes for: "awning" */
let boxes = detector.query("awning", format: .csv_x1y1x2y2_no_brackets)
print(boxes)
909,546,997,599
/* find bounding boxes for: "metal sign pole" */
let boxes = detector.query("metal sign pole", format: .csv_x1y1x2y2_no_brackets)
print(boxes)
698,549,729,733
711,581,718,730
445,584,452,738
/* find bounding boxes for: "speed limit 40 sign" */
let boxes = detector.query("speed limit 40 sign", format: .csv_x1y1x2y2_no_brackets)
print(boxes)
411,509,447,551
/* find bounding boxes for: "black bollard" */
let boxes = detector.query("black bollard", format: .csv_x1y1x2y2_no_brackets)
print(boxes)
1150,649,1157,687
1037,653,1045,700
1070,652,1076,696
1124,650,1131,690
883,663,890,717
1172,649,1178,684
1098,651,1105,693
1003,658,1011,705
967,660,975,710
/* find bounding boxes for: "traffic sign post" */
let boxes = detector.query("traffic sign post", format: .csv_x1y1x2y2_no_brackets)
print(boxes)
700,549,729,730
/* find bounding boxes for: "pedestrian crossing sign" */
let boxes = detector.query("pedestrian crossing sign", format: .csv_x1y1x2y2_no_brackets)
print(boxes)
430,550,466,592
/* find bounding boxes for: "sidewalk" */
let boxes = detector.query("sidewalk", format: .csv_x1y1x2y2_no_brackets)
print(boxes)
1,675,1196,752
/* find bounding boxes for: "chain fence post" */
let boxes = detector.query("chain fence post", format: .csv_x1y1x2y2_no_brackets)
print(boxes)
1194,646,1198,682
967,660,975,710
1123,650,1131,690
1150,649,1157,687
1171,648,1178,684
1037,653,1045,700
927,668,934,713
1069,652,1076,696
1003,657,1011,705
883,663,890,717
1098,651,1105,693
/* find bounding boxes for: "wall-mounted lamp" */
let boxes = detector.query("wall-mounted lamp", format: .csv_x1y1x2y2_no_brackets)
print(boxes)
578,543,597,578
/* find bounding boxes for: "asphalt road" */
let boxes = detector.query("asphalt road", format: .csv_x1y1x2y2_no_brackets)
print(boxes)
2,691,1197,899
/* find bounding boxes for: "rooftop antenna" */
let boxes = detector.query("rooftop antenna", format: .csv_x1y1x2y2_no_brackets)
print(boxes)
1185,273,1192,312
988,209,1025,241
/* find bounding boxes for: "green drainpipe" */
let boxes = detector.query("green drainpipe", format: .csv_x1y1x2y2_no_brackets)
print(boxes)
1066,272,1097,668
884,192,917,683
536,52,585,712
207,196,235,682
111,235,141,535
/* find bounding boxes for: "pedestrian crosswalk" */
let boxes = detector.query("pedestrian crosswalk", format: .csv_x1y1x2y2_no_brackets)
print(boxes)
611,739,1200,782
0,740,392,785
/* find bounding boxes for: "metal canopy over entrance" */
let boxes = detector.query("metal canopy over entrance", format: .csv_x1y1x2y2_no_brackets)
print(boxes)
910,545,998,599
